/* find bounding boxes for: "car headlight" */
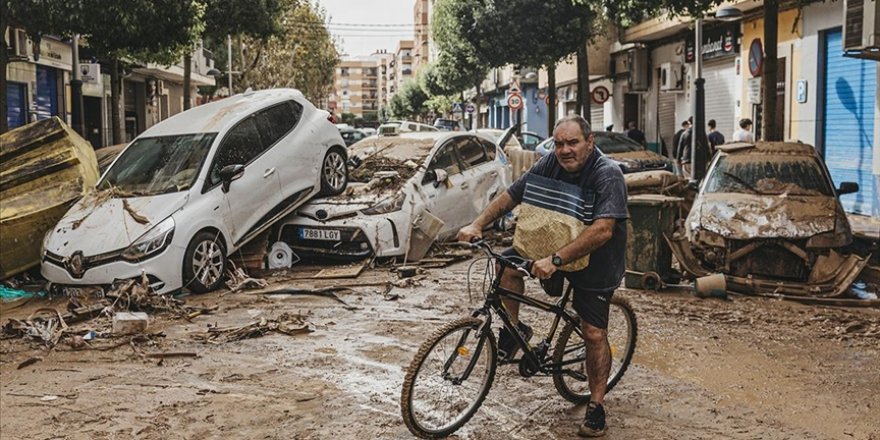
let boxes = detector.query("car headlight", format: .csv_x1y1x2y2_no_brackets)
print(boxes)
122,217,175,261
362,192,406,215
806,217,851,249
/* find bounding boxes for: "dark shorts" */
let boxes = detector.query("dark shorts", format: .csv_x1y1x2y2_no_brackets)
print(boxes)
500,248,614,329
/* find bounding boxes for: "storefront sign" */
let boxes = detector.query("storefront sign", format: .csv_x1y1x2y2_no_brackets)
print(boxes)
34,37,72,71
686,25,740,62
796,79,808,103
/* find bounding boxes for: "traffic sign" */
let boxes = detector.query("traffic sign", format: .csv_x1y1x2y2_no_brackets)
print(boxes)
509,79,521,95
465,103,476,113
452,102,463,113
507,93,524,110
591,86,610,105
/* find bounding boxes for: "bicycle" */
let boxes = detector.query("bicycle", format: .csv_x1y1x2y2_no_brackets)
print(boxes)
399,241,638,439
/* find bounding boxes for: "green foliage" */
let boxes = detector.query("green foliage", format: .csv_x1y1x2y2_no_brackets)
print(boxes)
388,79,428,120
340,112,356,124
425,94,457,118
79,0,205,64
431,0,489,92
204,0,282,41
441,0,594,69
238,0,337,101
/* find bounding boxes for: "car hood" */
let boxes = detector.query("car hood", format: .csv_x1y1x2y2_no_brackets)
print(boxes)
687,193,839,240
606,150,671,171
47,190,189,256
298,183,395,220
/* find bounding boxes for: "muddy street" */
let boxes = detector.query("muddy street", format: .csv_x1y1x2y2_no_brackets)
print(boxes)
2,259,879,440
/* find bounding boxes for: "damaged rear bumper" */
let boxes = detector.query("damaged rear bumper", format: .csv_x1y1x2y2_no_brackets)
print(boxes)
665,233,871,297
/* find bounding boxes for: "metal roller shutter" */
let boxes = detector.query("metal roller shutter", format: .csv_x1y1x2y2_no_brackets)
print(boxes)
591,105,604,130
702,61,737,137
658,92,676,157
821,29,877,215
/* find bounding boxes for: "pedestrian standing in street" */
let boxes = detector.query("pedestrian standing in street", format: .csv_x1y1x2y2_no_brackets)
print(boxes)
707,119,725,154
672,119,690,163
458,115,628,437
625,121,646,146
733,118,755,142
676,117,694,178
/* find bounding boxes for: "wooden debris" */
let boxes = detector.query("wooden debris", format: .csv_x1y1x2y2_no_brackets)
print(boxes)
145,351,199,359
191,313,312,343
122,199,149,224
17,356,43,369
312,260,368,279
225,261,268,292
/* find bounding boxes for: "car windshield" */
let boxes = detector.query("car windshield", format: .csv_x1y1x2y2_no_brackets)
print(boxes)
592,133,644,154
341,131,362,142
704,155,833,196
98,133,216,196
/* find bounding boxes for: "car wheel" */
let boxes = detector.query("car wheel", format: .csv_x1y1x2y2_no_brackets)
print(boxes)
182,231,227,293
319,147,348,196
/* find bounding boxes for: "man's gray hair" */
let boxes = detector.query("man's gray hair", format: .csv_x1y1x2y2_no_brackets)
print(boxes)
554,115,592,140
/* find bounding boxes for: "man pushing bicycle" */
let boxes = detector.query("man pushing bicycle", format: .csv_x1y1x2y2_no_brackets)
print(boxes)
457,114,628,437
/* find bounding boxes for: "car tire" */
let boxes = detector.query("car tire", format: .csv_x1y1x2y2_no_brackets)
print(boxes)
182,231,227,293
319,146,348,196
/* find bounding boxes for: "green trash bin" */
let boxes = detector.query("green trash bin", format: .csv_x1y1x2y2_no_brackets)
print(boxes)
625,194,683,289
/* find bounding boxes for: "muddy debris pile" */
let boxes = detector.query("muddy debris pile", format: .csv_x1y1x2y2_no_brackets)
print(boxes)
191,312,312,344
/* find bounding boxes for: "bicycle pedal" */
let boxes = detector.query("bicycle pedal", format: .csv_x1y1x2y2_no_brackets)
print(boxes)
566,370,588,381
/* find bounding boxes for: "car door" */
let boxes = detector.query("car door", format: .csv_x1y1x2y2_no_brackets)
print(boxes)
455,136,503,221
208,114,282,247
420,139,472,237
255,100,313,208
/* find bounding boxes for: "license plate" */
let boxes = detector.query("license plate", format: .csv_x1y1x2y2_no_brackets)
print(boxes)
299,228,341,241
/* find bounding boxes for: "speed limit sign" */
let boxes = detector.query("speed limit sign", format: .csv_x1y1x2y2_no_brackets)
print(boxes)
507,93,524,110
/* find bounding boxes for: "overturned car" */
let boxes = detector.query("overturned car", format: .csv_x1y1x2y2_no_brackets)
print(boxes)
668,142,870,297
279,131,512,260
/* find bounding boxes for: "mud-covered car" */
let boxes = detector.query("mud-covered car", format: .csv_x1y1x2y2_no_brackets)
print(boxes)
535,131,673,173
668,142,868,296
278,131,511,259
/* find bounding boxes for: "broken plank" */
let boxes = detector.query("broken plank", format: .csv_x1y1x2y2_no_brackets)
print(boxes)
312,260,368,279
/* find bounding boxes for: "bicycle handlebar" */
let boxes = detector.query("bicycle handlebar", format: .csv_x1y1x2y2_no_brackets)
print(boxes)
458,240,534,278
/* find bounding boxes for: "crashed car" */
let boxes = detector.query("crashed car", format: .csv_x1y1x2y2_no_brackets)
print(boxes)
42,88,347,294
668,142,869,297
535,131,673,173
279,131,512,259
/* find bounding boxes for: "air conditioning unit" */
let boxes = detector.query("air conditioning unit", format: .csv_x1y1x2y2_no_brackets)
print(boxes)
156,80,167,96
660,62,683,91
843,0,879,52
628,47,649,92
9,29,29,59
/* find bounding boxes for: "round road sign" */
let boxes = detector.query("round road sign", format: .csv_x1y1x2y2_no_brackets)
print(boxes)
749,38,764,77
507,93,524,110
591,86,610,105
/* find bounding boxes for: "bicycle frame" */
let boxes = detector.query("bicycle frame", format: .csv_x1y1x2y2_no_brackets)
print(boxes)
449,258,588,383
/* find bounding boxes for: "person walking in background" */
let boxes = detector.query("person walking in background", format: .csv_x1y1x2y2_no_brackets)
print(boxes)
677,122,693,178
707,119,725,154
733,118,755,143
625,121,646,146
672,119,690,162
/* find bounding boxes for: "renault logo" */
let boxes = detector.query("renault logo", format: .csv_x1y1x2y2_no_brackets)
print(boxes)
67,251,85,278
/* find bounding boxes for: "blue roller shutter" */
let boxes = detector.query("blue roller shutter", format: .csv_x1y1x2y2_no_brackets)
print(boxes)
6,82,27,129
821,29,877,215
35,66,58,121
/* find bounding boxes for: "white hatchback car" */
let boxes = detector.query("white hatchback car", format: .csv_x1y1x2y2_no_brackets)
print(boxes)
42,89,348,294
278,130,512,259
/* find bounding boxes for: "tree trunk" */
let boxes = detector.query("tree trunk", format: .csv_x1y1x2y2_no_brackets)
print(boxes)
111,58,124,144
1,0,9,133
183,52,192,110
547,64,556,135
762,0,780,141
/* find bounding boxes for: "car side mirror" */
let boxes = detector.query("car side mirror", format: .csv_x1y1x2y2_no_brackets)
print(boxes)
433,169,449,188
838,181,859,195
219,164,245,193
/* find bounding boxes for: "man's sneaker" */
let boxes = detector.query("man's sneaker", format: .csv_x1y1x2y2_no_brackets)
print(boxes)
497,322,533,360
577,401,607,437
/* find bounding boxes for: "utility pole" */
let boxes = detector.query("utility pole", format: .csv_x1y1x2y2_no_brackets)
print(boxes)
70,34,85,137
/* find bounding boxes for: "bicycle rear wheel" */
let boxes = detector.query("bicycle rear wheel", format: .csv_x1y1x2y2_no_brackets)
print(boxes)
400,317,497,439
551,295,637,404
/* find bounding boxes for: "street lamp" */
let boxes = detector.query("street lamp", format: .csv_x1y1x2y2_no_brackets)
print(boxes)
691,7,744,183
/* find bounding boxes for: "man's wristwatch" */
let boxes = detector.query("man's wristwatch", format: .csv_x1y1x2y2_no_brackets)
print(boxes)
551,253,563,267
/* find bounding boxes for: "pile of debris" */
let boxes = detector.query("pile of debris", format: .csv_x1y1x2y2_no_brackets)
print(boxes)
191,312,312,344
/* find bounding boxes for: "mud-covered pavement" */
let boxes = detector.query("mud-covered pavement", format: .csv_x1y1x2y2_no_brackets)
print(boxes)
2,258,879,440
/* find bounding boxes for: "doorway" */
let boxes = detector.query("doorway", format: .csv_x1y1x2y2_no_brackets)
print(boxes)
83,96,103,148
624,93,640,131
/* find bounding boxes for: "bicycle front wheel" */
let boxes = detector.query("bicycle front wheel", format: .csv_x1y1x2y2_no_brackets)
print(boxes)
400,317,497,439
551,295,638,404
